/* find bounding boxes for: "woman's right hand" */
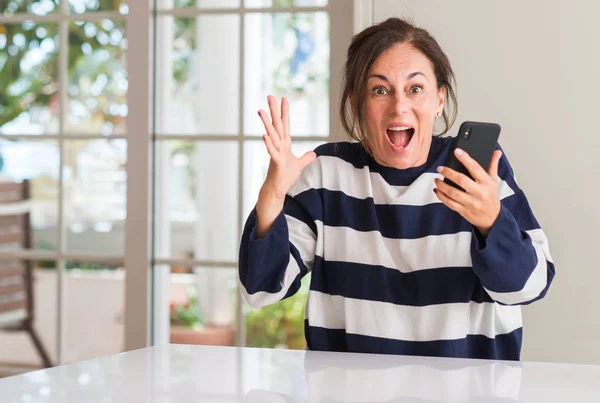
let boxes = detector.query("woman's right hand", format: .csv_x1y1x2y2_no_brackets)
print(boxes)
255,95,317,238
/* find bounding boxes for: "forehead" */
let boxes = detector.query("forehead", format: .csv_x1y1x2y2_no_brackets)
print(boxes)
368,43,435,78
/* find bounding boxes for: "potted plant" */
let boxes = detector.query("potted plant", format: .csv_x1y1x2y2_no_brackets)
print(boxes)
169,285,235,346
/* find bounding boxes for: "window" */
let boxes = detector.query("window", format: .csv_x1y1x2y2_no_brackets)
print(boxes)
150,0,350,347
0,0,128,366
0,0,354,365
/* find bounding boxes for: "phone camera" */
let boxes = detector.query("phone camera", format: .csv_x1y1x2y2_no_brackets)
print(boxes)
464,127,471,140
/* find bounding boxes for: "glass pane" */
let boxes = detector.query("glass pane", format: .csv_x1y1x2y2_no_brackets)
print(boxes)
245,0,328,8
170,268,237,346
64,261,125,363
173,0,240,8
1,0,58,15
154,141,238,261
0,139,59,251
245,273,310,349
242,140,324,221
155,15,240,135
0,22,59,135
69,0,128,14
67,20,127,135
244,12,329,136
0,262,58,369
64,139,127,256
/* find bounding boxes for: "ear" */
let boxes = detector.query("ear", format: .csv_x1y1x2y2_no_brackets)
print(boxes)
437,86,446,112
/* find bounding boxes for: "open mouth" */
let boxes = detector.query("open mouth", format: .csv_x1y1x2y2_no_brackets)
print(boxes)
386,126,415,150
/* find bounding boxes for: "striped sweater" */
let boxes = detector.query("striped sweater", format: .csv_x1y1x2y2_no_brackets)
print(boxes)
239,136,555,360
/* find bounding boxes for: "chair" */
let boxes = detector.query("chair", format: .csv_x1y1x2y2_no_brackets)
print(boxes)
0,179,52,368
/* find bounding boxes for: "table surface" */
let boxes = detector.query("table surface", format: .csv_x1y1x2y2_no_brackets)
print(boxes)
0,344,599,402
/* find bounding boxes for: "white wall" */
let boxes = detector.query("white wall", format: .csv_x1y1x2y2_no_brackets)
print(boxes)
0,271,195,366
0,271,124,366
372,0,600,364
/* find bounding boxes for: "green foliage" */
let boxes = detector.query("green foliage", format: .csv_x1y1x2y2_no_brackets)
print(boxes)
274,0,294,6
245,274,309,349
34,239,120,270
36,260,120,271
0,0,127,132
170,285,205,329
0,21,57,128
173,0,197,7
171,16,196,84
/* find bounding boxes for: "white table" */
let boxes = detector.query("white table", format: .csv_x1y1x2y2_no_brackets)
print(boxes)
1,345,599,402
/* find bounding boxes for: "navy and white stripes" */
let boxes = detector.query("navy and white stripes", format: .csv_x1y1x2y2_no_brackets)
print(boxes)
239,136,555,360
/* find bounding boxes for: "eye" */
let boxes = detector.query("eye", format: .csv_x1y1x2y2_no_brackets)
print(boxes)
409,85,424,94
372,86,388,96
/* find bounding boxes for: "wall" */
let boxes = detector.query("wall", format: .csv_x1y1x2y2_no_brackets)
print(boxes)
0,270,124,366
0,271,194,367
372,0,600,364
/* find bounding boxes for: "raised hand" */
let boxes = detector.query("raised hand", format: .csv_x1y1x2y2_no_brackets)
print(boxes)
255,95,317,238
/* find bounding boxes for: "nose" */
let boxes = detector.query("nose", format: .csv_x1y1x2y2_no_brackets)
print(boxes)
390,91,409,116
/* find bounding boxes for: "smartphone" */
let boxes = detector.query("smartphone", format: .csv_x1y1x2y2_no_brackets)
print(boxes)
444,121,501,190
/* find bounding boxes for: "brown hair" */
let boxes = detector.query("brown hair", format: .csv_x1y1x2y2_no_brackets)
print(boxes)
339,17,458,147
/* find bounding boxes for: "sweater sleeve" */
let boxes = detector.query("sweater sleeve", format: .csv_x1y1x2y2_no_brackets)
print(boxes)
470,147,556,306
238,161,323,309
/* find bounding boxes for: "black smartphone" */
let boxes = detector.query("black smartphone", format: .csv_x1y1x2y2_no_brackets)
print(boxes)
444,121,501,190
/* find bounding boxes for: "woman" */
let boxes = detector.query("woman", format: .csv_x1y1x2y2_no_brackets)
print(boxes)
238,18,555,360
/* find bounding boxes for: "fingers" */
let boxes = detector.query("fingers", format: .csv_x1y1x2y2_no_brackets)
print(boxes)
299,151,317,168
434,186,465,215
488,150,503,180
453,148,489,183
258,110,281,150
434,178,476,207
267,95,284,141
259,95,288,150
263,135,279,161
436,166,477,194
281,97,290,140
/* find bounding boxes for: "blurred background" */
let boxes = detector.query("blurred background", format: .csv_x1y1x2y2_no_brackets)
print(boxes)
0,0,350,376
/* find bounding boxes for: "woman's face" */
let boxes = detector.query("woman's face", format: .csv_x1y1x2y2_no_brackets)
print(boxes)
364,43,445,170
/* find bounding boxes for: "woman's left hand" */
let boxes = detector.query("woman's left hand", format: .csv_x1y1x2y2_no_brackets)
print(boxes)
434,148,503,237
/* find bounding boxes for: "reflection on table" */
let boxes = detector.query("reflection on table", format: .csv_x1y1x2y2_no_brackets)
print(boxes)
0,344,599,402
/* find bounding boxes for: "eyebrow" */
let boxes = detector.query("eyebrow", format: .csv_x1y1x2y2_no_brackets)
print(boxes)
367,72,427,82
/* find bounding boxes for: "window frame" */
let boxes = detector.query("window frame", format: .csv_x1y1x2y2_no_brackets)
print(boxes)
0,0,360,362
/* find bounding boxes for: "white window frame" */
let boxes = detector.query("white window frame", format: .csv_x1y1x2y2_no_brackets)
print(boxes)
135,0,358,349
0,3,130,364
0,0,361,361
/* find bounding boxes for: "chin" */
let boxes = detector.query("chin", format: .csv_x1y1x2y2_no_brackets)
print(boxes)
386,154,418,170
